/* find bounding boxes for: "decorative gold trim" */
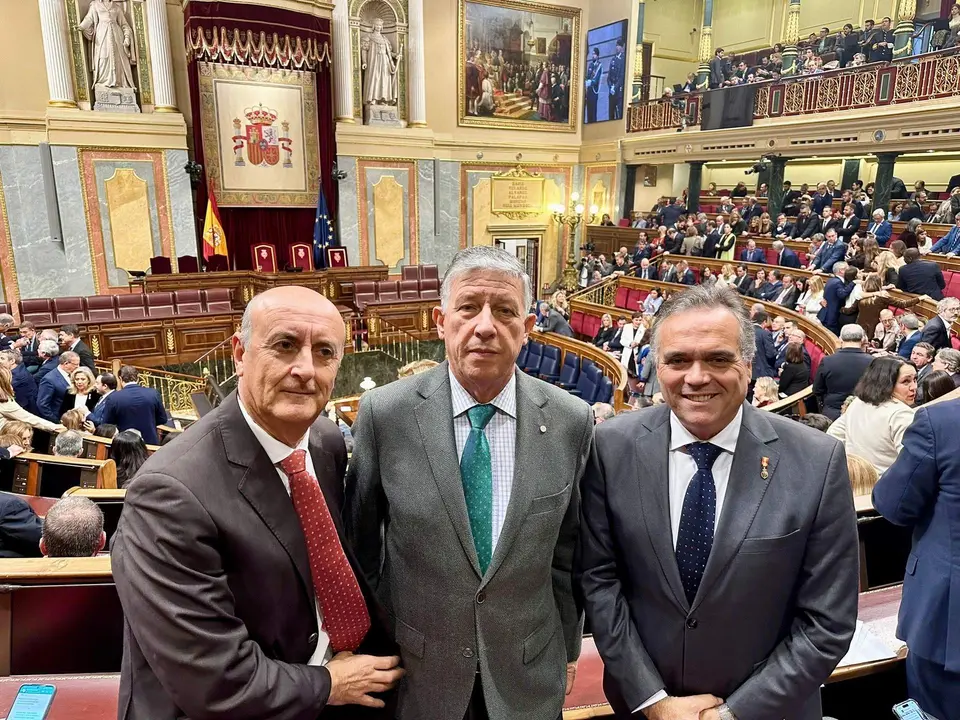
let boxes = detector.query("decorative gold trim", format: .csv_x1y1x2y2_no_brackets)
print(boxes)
0,165,19,308
337,116,357,123
90,335,101,359
159,148,178,273
407,122,427,128
132,0,154,106
457,0,581,133
490,164,545,219
77,150,101,295
66,0,89,104
165,328,176,353
153,105,180,113
47,100,79,109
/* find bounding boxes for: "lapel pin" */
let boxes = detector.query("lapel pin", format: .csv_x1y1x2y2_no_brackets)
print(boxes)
760,456,770,480
539,425,547,433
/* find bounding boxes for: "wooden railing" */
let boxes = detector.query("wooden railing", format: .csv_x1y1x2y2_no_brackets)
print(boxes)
627,46,960,133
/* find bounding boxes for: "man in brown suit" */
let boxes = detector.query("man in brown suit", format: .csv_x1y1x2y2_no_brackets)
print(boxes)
112,286,403,719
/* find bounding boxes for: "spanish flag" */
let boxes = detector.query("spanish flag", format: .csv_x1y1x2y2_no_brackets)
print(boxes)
202,187,227,261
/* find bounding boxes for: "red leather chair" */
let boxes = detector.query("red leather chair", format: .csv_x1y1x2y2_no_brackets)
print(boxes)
614,287,630,308
420,287,439,301
53,297,87,323
177,255,199,273
354,281,377,311
203,289,233,313
419,277,439,294
206,254,229,272
145,292,175,318
174,290,203,315
0,303,10,317
252,244,278,273
85,296,118,321
150,256,172,275
288,243,314,271
18,299,54,324
765,249,779,265
618,218,631,227
116,294,147,319
421,265,439,282
401,266,420,282
399,280,420,300
376,281,399,302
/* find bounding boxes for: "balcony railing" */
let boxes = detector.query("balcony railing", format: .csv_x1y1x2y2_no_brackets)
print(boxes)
627,46,960,134
96,361,206,419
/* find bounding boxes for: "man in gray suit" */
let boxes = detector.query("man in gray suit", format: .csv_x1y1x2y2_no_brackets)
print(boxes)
577,284,858,720
346,246,593,720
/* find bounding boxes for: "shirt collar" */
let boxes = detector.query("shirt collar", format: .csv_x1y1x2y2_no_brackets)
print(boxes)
669,405,743,454
449,368,517,420
238,395,310,465
58,366,71,382
69,339,79,350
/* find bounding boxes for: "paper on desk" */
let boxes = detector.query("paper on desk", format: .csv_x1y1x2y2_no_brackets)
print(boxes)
837,620,898,668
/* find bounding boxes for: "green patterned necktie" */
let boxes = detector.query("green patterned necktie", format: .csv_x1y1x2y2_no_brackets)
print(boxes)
461,403,497,574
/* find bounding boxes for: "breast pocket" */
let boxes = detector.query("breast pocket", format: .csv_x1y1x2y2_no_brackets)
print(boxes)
529,484,571,517
739,527,804,555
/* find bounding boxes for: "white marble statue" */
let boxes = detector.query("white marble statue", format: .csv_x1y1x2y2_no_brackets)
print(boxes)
361,18,399,105
78,0,136,90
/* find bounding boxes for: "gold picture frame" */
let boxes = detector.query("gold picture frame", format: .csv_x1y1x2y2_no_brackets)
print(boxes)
459,0,581,133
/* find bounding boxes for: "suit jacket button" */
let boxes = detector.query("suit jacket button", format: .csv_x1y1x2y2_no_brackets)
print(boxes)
462,647,474,658
476,591,486,604
308,633,319,645
686,617,698,629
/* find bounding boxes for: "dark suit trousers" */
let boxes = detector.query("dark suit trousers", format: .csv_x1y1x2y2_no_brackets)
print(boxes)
463,674,562,720
907,653,960,720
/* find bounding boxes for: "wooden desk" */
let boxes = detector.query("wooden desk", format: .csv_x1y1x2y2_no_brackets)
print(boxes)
0,674,119,720
333,396,361,428
11,454,116,496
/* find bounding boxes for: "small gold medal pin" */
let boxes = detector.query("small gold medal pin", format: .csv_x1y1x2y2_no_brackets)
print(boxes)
761,456,770,480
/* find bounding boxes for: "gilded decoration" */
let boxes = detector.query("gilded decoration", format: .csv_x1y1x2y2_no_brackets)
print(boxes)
853,72,876,106
783,3,801,46
698,26,713,63
166,328,176,353
197,62,320,208
0,166,18,308
419,308,429,330
104,168,154,274
66,0,91,103
933,55,960,94
490,165,545,220
784,83,804,114
818,77,840,110
754,86,770,117
458,0,581,133
357,159,418,266
187,27,331,69
131,0,154,105
372,176,406,268
895,63,920,100
90,335,101,358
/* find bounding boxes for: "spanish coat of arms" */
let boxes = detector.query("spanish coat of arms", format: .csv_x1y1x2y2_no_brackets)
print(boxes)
231,104,294,168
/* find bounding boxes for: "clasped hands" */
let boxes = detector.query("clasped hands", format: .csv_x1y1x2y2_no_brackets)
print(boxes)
644,694,725,720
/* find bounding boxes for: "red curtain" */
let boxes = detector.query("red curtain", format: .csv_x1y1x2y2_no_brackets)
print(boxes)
183,2,337,271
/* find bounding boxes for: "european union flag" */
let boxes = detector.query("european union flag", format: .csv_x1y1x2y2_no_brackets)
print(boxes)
313,187,337,269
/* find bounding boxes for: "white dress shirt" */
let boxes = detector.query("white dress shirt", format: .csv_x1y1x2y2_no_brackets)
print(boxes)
637,406,744,711
238,397,332,666
73,393,89,410
450,369,516,554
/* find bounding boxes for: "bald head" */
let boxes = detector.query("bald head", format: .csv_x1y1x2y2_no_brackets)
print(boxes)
233,286,345,446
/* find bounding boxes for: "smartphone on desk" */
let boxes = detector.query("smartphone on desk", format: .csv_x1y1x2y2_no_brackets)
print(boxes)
5,684,56,720
893,699,935,720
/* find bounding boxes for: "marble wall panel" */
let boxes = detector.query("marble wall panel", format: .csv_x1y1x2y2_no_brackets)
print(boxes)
336,156,360,263
164,149,199,261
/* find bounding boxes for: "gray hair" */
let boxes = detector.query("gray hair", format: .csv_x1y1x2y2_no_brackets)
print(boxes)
900,313,920,331
833,261,849,276
591,402,616,421
38,339,59,359
58,350,79,366
0,313,13,327
873,209,885,219
648,284,756,364
41,496,104,557
772,240,784,251
54,430,84,458
937,297,960,315
40,329,59,342
839,324,864,342
935,348,960,373
906,218,923,233
440,246,533,312
0,349,20,367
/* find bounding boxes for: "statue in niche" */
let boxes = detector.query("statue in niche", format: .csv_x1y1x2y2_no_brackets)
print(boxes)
76,0,140,112
360,16,402,126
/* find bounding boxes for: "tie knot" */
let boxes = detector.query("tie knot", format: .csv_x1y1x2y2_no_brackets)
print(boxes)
688,442,723,471
466,404,497,430
279,448,307,476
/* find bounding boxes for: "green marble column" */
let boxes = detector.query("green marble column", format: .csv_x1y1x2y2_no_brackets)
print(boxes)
766,157,789,218
781,0,802,77
893,0,917,60
695,0,714,91
687,162,704,215
631,0,646,103
872,153,901,218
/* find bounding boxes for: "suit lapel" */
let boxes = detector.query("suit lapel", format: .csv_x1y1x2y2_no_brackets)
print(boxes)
221,394,314,605
483,371,546,587
692,404,780,612
636,406,689,613
413,363,483,578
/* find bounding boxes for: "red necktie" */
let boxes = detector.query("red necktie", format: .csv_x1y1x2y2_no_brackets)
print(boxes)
280,449,370,652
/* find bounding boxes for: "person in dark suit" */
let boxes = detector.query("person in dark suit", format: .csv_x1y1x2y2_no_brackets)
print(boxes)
898,314,923,359
919,297,959,351
865,209,893,247
676,260,696,286
112,286,403,720
758,269,784,302
819,207,840,237
778,342,811,398
772,273,800,308
636,258,658,280
781,183,802,216
733,265,754,295
751,310,777,379
897,248,946,300
58,325,95,372
36,351,80,423
873,399,960,720
813,325,874,419
741,197,763,223
584,47,602,124
0,315,13,352
836,24,860,66
773,214,795,239
577,284,858,720
0,484,43,558
607,39,625,121
900,197,925,223
776,328,812,376
793,209,822,240
709,48,726,89
836,204,861,240
58,366,100,418
868,17,894,62
811,186,832,217
810,229,847,273
535,302,573,337
772,240,801,269
738,239,765,264
948,172,960,194
0,351,40,415
97,365,169,445
818,262,856,335
14,321,41,373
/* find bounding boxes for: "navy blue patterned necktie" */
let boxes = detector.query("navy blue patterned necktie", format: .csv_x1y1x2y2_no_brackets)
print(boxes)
676,442,724,604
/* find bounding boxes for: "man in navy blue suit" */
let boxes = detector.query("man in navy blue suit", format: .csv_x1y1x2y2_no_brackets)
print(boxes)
897,248,946,301
37,351,79,423
873,399,960,720
0,315,14,352
750,309,777,379
865,209,892,247
98,365,168,445
0,482,43,558
739,239,765,264
897,314,923,359
0,350,39,415
817,262,855,335
809,228,847,274
772,240,800,269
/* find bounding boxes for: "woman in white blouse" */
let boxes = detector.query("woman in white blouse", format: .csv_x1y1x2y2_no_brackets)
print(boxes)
827,356,917,475
59,366,99,418
0,367,64,434
796,274,825,324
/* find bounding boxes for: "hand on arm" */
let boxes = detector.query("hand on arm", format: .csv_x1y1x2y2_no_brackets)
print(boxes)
326,652,404,708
